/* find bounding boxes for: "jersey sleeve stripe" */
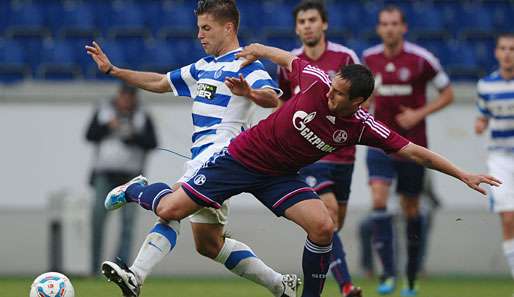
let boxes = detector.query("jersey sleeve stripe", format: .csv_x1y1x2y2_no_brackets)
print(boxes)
250,79,282,95
167,69,191,97
303,69,331,86
192,129,217,143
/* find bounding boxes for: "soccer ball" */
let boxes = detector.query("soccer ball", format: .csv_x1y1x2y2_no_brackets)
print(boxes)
29,272,75,297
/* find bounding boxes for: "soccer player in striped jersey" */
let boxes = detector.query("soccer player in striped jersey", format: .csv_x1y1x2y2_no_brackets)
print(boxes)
86,1,299,297
362,6,454,296
277,1,361,296
108,42,500,297
475,33,514,279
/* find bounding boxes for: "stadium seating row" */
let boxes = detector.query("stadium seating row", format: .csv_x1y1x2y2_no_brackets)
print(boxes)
0,0,512,82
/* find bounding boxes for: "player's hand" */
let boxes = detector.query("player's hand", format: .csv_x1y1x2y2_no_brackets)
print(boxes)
85,41,113,74
236,43,265,68
461,173,501,195
474,117,488,134
225,74,252,97
395,105,424,130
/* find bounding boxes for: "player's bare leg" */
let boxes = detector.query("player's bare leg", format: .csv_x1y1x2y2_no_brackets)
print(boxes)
320,193,361,297
191,223,298,297
285,199,334,297
400,195,422,296
500,211,514,278
370,180,396,295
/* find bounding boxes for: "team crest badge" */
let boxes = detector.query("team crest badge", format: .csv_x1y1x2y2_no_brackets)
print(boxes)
385,62,396,72
194,174,207,186
333,129,348,143
398,67,411,81
214,66,224,79
305,176,317,187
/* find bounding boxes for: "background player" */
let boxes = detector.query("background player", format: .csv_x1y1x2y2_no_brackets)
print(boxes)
105,42,500,297
277,1,361,296
475,32,514,279
86,1,299,296
362,5,454,296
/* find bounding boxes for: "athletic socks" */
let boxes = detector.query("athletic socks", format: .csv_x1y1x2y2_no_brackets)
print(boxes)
302,239,332,297
329,232,352,292
406,215,423,289
502,238,514,279
371,209,396,278
215,238,284,296
130,221,180,282
126,182,172,213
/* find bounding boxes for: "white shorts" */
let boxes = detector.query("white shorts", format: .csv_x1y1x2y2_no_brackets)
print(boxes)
177,144,229,225
488,152,514,213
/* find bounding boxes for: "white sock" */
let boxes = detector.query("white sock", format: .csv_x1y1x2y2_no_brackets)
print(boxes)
502,238,514,279
215,238,283,296
130,220,180,282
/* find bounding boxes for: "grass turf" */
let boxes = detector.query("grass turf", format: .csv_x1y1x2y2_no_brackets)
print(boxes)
7,276,512,297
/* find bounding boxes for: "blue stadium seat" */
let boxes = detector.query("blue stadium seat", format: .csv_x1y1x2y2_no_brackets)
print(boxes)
409,3,444,33
489,2,514,32
151,1,196,36
6,2,45,29
261,2,294,32
46,2,96,37
38,39,80,80
263,35,299,52
239,2,263,35
344,38,371,60
0,38,28,82
326,2,363,35
87,40,127,79
141,40,179,72
443,40,481,80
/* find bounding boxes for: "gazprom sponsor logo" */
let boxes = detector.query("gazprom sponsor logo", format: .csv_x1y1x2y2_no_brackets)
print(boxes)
292,110,336,153
377,84,413,96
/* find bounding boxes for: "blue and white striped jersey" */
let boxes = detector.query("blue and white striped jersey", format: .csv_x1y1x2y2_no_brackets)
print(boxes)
477,71,514,153
166,48,281,159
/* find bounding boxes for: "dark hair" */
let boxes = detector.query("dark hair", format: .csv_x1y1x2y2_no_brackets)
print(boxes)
119,82,137,95
195,0,240,31
338,64,375,101
378,5,406,24
497,32,514,45
293,0,328,23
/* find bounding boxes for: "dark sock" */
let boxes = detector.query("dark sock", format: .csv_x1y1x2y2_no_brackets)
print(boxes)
301,238,332,297
127,182,172,213
330,232,352,292
372,209,396,278
406,215,423,289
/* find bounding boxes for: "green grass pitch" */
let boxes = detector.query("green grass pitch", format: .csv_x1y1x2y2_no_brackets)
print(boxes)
7,276,512,297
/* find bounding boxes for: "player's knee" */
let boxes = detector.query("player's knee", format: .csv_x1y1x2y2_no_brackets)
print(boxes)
156,203,183,221
309,217,334,244
195,240,221,259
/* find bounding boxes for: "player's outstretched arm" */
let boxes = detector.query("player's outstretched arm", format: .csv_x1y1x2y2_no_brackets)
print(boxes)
237,43,296,71
85,41,171,93
225,74,278,108
397,142,501,195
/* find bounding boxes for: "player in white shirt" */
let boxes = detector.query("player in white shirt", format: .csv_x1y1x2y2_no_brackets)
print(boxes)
86,1,299,296
475,33,514,279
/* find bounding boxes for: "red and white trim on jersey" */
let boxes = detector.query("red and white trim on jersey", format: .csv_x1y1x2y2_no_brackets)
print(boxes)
362,44,384,58
327,41,361,64
314,181,335,192
272,187,316,209
303,65,331,87
181,183,222,209
355,109,390,139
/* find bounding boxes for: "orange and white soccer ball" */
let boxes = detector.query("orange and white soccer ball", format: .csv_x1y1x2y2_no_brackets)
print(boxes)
29,272,75,297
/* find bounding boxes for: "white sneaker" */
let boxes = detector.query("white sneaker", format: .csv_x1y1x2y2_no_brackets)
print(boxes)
279,274,301,297
104,175,148,210
102,260,141,297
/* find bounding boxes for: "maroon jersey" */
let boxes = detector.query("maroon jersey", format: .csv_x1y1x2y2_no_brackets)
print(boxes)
229,58,409,175
363,41,450,148
278,41,360,163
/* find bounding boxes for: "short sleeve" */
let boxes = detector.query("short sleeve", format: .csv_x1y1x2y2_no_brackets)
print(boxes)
289,58,331,92
166,62,199,98
476,80,492,117
358,115,410,153
278,65,293,101
422,54,450,90
240,61,283,97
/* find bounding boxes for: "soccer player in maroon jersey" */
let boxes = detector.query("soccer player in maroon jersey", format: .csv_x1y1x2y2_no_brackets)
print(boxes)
107,43,498,297
277,1,361,296
362,5,454,296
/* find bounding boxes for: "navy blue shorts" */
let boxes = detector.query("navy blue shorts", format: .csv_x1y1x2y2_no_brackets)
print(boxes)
181,149,319,217
366,148,425,197
299,162,355,203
